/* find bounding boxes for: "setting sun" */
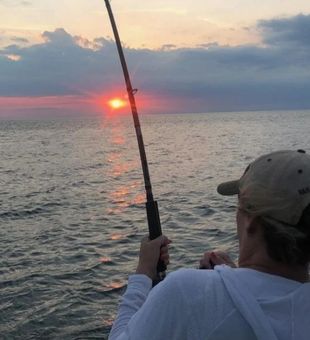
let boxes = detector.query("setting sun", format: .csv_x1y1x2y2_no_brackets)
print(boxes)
108,98,127,110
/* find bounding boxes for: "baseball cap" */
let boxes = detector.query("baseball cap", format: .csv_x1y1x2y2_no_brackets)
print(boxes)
217,150,310,226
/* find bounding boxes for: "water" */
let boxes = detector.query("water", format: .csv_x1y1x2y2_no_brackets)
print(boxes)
1,110,310,339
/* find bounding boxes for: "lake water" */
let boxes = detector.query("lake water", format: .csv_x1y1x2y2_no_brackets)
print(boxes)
1,110,310,339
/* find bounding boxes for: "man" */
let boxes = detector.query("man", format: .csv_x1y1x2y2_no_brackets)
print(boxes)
109,150,310,340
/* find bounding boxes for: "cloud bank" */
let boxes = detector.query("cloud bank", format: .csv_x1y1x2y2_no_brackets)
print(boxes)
1,14,310,115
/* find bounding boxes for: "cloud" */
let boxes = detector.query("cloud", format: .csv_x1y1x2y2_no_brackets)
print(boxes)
11,36,29,43
42,28,75,46
1,14,310,115
259,14,310,48
160,44,177,51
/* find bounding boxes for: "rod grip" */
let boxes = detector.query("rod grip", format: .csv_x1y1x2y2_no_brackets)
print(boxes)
146,200,167,275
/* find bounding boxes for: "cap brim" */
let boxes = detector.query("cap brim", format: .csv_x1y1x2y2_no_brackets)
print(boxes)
217,180,239,196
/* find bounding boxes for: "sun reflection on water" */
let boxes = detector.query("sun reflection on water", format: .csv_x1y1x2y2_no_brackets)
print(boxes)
100,256,112,263
110,233,124,240
105,281,125,290
103,116,145,215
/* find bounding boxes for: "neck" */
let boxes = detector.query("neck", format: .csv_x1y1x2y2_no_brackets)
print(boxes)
237,209,309,283
239,240,310,283
238,259,310,283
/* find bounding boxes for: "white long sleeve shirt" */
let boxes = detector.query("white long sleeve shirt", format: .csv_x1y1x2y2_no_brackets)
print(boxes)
108,265,310,340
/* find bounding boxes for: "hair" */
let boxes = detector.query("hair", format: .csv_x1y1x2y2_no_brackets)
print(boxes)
258,204,310,265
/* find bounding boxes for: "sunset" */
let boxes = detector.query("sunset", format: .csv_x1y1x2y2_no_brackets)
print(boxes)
1,1,310,116
108,98,127,110
1,1,310,339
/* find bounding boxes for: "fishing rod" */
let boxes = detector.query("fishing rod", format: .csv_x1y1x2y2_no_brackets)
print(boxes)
104,0,166,283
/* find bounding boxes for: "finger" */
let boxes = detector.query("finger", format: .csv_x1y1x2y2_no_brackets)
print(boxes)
160,245,169,255
203,251,212,258
160,253,169,262
210,252,224,264
152,235,171,247
216,251,231,261
161,235,172,246
162,235,172,246
210,252,226,265
199,254,212,269
216,254,231,263
213,251,237,267
162,258,170,266
199,261,210,269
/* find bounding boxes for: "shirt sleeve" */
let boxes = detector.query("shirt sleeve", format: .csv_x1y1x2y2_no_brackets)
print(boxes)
108,274,152,340
108,271,191,340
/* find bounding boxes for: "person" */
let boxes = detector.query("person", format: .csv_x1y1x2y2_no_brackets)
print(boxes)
108,150,310,340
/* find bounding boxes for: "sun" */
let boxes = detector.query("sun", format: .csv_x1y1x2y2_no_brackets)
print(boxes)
108,97,127,110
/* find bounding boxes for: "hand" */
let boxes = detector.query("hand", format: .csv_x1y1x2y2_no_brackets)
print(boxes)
136,235,171,280
199,250,236,269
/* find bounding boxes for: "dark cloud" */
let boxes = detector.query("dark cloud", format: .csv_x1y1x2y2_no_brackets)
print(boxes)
259,14,310,48
1,14,310,113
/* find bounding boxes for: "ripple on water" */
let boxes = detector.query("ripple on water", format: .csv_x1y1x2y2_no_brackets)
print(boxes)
2,112,310,338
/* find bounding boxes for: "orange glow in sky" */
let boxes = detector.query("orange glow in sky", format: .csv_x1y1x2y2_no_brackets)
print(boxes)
91,90,184,116
108,97,128,110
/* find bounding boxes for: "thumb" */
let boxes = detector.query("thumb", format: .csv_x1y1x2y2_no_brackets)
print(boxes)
152,235,171,247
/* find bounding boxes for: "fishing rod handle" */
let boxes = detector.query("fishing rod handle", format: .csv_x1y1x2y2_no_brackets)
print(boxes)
146,200,167,275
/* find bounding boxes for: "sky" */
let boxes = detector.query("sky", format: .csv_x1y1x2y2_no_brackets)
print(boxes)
1,0,310,116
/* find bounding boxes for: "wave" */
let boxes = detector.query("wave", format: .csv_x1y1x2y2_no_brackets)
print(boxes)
0,202,62,220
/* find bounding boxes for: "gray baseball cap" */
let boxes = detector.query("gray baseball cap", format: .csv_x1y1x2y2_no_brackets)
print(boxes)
217,150,310,225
